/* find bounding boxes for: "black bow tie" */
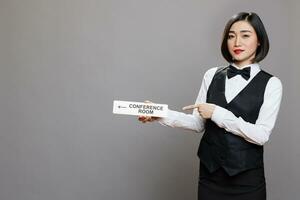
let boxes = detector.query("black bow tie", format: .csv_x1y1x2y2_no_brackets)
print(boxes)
227,65,251,80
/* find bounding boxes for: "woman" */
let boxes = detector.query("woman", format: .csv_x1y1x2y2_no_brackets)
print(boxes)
138,12,282,200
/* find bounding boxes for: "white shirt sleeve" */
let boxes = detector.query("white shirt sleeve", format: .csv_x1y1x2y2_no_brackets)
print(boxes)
211,76,283,145
158,67,218,133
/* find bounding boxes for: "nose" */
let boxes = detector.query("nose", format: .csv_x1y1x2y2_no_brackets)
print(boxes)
234,36,241,46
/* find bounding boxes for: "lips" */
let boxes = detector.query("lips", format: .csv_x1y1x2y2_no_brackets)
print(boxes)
233,49,244,55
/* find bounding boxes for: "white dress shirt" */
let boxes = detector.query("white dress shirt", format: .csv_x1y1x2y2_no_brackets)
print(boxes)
158,63,283,146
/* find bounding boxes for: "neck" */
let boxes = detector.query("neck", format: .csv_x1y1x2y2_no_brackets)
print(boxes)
233,62,253,69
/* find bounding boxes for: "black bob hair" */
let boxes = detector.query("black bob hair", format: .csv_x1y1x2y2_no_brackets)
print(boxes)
221,12,269,63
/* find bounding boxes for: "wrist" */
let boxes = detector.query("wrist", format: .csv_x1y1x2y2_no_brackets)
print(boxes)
211,105,226,124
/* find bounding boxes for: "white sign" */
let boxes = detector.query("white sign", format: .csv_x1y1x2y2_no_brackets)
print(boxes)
113,100,168,117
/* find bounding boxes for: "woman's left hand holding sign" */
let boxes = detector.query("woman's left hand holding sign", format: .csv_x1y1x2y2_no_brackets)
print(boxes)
138,100,160,123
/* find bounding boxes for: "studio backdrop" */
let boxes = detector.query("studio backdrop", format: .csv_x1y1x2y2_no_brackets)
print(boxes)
0,0,299,200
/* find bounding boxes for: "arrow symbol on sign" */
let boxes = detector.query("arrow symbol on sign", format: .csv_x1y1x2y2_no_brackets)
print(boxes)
118,106,127,109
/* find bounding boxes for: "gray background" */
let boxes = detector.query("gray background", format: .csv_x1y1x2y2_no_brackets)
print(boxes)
0,0,299,200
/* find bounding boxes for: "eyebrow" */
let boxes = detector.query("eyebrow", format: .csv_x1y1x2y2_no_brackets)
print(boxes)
229,30,252,33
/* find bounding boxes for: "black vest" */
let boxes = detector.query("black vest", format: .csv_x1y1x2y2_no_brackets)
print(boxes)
198,66,272,176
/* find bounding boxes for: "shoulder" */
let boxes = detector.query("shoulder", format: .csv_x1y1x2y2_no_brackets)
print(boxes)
267,76,283,91
262,75,283,99
203,67,217,78
203,65,227,79
259,68,282,91
201,66,227,89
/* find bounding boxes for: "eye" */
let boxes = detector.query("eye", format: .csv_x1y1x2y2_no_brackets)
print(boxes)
228,35,235,39
242,34,250,38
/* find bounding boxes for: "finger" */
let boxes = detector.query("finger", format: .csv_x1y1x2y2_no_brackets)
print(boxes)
144,116,152,122
144,100,153,104
182,104,199,111
198,111,205,118
138,116,145,121
139,116,151,123
152,116,159,120
141,117,149,123
198,104,205,111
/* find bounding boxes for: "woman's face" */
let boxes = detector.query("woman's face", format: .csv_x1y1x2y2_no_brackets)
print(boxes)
227,21,259,67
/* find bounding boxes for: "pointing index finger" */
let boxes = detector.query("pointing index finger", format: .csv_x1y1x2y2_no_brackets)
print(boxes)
182,104,199,111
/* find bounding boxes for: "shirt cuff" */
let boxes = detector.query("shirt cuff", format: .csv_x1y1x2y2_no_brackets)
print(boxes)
211,105,227,127
157,109,177,127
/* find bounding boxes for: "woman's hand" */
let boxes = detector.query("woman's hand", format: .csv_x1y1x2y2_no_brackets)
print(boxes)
138,100,161,123
197,103,216,119
138,115,160,123
183,103,216,119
